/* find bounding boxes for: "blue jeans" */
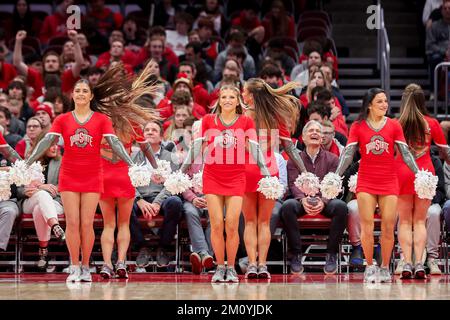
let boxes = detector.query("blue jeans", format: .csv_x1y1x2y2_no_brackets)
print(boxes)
130,196,183,249
442,200,450,232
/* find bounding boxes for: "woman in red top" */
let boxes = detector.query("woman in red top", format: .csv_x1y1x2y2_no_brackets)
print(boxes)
396,84,450,279
179,85,271,283
98,62,159,279
335,88,420,283
241,78,307,279
26,64,152,283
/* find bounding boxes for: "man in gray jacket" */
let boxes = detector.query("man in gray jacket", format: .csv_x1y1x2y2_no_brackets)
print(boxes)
130,121,183,269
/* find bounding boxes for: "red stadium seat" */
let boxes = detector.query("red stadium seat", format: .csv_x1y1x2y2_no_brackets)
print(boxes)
297,26,329,43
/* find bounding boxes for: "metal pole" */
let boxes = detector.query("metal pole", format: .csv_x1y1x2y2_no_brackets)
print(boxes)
434,63,439,116
446,66,449,117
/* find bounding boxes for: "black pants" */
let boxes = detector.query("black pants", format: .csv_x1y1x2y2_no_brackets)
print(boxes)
130,195,183,250
280,198,348,255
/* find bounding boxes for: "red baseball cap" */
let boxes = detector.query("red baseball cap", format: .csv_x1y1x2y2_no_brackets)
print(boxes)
35,103,54,120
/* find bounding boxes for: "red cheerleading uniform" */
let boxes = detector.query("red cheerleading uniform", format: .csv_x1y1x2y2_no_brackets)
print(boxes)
48,111,115,193
100,126,145,199
347,117,407,195
0,132,8,147
202,113,256,196
245,121,290,193
396,116,448,195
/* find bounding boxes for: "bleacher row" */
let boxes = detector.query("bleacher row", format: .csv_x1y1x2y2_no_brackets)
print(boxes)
1,209,450,275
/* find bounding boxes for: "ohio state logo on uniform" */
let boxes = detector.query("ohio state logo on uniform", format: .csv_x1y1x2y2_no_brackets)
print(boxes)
215,130,238,149
366,135,389,155
70,128,94,148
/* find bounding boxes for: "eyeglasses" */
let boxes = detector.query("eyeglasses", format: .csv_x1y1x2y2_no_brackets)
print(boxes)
27,125,41,129
322,132,334,135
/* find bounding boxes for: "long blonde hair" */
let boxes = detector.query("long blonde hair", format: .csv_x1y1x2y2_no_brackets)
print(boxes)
244,78,300,133
398,83,429,149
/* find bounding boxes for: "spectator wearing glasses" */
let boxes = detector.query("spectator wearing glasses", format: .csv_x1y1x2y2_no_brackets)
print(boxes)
15,116,44,159
321,120,343,157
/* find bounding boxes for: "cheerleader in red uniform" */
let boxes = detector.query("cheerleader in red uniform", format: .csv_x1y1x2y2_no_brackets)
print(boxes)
25,64,155,282
396,84,450,279
98,63,160,279
179,85,271,283
335,88,420,283
241,78,307,279
0,131,22,163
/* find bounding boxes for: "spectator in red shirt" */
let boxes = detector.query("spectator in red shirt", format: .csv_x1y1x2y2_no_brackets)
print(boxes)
95,40,133,74
39,0,74,45
166,62,211,111
262,0,295,43
96,30,137,68
230,0,265,44
321,120,343,157
85,0,123,38
0,61,17,92
139,38,177,84
157,79,206,120
196,17,224,66
14,30,85,97
134,26,179,71
0,105,22,148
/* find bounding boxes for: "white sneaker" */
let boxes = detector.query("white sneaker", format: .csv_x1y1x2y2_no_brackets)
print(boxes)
363,265,378,283
79,265,92,282
427,258,442,275
66,265,81,282
394,259,405,275
378,267,392,283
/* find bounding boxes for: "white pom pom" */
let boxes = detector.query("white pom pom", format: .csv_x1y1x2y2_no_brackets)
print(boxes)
164,171,192,195
414,169,438,200
128,164,153,187
348,173,358,193
294,172,320,196
192,170,203,194
257,176,285,200
28,161,45,184
153,159,173,179
320,172,343,200
9,160,31,186
0,171,11,201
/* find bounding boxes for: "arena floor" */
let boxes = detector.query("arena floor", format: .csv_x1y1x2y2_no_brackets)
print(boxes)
0,273,448,300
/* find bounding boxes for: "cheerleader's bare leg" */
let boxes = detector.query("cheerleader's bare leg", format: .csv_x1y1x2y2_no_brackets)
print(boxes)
223,196,243,267
412,196,430,265
356,192,377,266
61,192,82,265
397,194,414,264
242,192,258,265
256,194,275,266
80,192,101,266
116,197,134,263
378,195,398,268
206,194,226,265
99,198,117,268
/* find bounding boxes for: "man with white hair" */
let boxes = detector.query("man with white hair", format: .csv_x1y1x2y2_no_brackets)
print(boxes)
280,120,348,275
